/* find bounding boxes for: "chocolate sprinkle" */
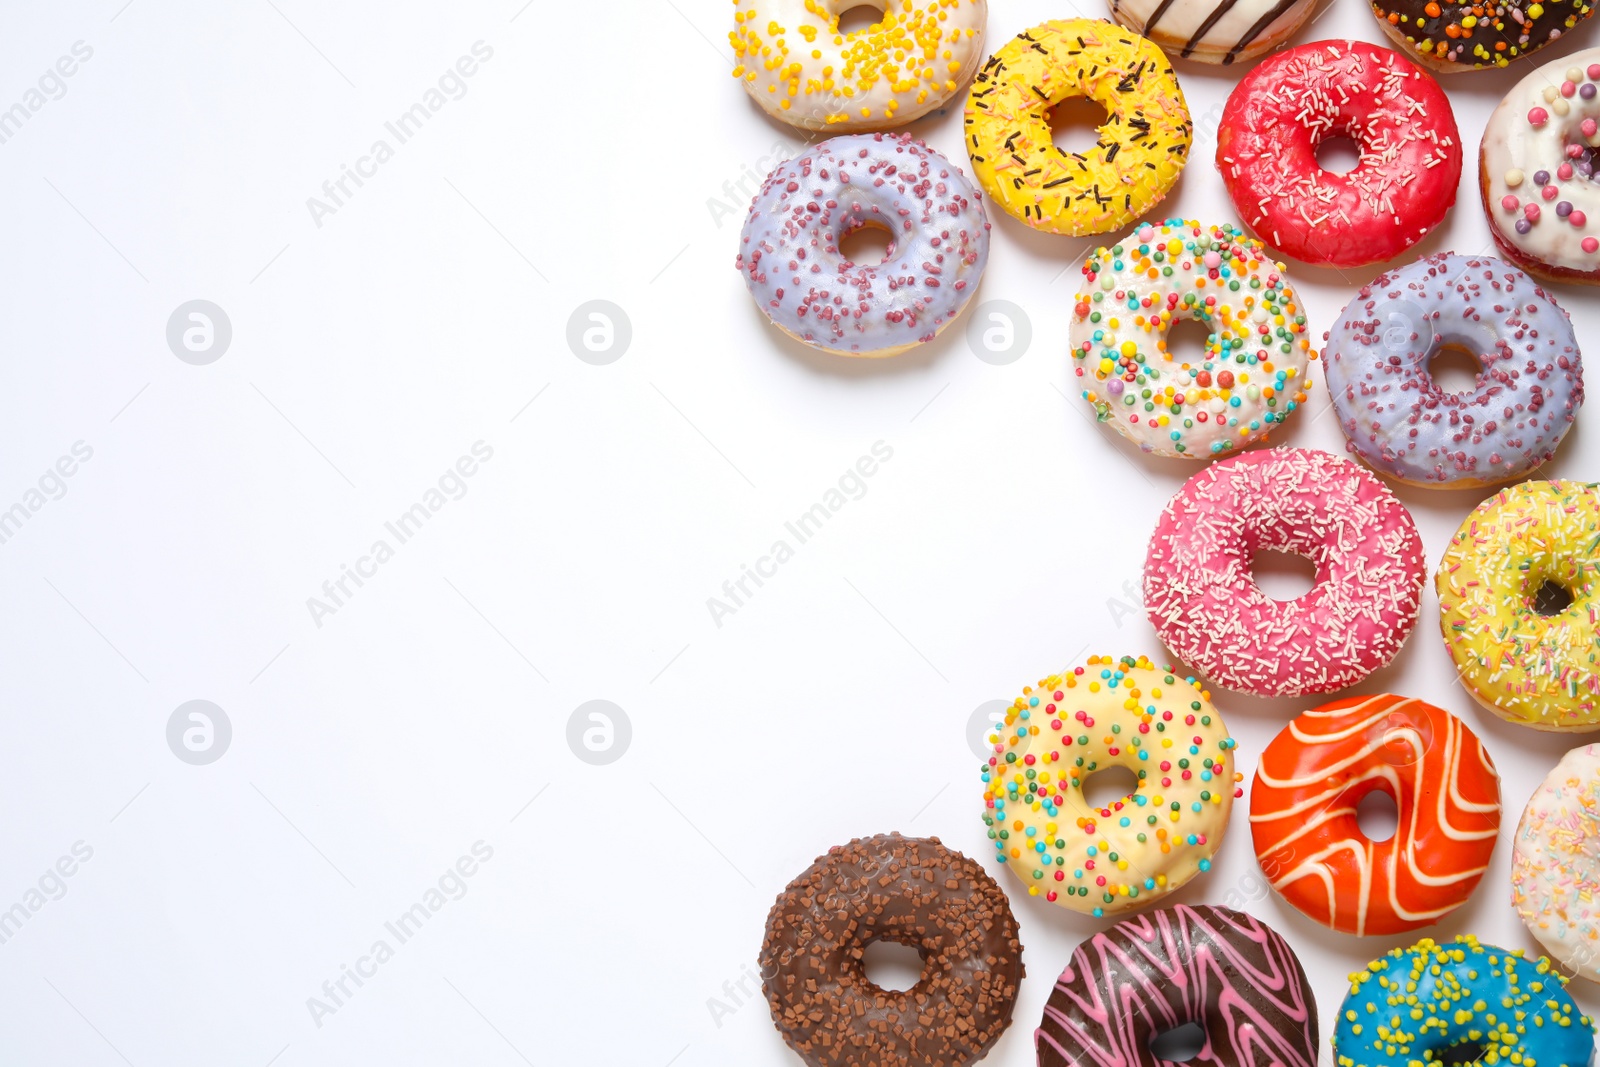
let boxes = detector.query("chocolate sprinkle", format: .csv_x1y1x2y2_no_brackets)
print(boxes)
759,833,1023,1067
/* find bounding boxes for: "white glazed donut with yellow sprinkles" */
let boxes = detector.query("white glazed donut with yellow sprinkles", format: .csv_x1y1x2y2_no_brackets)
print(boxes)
979,655,1241,918
729,0,986,131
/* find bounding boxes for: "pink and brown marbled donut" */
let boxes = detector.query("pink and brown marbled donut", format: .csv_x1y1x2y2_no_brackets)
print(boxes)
1036,904,1318,1067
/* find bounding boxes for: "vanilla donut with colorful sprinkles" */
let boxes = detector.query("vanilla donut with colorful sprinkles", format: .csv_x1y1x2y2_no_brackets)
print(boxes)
1217,40,1461,268
1514,744,1600,981
1144,448,1427,697
1071,218,1314,458
1332,936,1596,1067
1481,50,1600,285
736,132,990,357
1372,0,1593,70
979,655,1240,918
1323,253,1583,488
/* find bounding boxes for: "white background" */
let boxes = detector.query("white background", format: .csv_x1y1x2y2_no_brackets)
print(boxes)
0,1,1596,1065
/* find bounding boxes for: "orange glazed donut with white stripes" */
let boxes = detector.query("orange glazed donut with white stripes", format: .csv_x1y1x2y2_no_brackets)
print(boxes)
1249,694,1501,936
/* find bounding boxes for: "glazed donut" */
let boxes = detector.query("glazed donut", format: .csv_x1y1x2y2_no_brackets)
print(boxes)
1109,0,1319,65
978,655,1240,918
1216,40,1462,268
1036,904,1318,1067
759,833,1023,1067
729,0,986,131
1514,744,1600,980
1371,0,1593,71
1070,217,1316,458
1332,936,1597,1067
736,132,989,357
1249,694,1502,936
1143,448,1427,697
1323,252,1583,488
963,20,1191,236
1437,480,1600,732
1481,51,1600,285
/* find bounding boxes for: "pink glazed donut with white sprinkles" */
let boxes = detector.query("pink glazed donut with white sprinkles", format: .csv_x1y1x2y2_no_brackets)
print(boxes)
1143,448,1426,697
736,132,990,357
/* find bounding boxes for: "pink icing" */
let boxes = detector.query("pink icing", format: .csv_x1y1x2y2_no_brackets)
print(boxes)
1143,448,1425,696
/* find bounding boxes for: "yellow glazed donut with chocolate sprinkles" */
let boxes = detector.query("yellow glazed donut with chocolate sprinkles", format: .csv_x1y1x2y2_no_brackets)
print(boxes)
978,655,1240,917
729,0,987,131
963,20,1191,235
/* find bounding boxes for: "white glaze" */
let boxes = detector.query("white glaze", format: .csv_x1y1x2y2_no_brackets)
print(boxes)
1512,744,1600,982
1109,0,1315,64
730,0,986,131
1482,49,1600,276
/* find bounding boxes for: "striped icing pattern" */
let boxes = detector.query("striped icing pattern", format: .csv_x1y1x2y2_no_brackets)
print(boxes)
1036,904,1318,1067
1250,694,1501,936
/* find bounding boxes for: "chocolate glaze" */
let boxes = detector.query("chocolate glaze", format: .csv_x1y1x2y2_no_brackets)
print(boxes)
1036,904,1318,1067
759,833,1023,1067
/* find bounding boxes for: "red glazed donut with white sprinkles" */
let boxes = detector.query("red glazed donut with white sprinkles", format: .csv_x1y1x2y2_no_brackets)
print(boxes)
1216,40,1461,268
1143,448,1427,697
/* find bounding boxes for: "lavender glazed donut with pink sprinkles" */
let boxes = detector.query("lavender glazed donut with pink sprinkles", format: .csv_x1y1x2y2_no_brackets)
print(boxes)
1323,253,1583,489
1144,447,1426,697
736,132,990,357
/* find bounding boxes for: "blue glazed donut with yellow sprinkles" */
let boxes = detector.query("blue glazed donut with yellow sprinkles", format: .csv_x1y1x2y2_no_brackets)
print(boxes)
1333,935,1595,1067
1070,218,1316,458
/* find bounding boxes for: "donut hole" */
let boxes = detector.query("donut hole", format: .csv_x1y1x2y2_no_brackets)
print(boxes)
1048,95,1109,157
1356,789,1399,843
1426,344,1484,396
1533,579,1575,616
1435,1038,1489,1065
1314,134,1363,175
834,0,886,35
1251,549,1316,602
1164,317,1213,368
838,221,895,267
1148,1021,1208,1062
861,938,925,992
1081,764,1141,812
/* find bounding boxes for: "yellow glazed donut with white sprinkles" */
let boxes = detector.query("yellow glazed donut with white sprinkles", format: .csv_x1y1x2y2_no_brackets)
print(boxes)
729,0,987,131
979,655,1240,917
964,20,1191,235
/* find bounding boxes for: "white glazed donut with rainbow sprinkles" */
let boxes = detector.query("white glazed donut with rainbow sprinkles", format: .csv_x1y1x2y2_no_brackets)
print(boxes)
1514,743,1600,981
1070,219,1314,458
1482,49,1600,284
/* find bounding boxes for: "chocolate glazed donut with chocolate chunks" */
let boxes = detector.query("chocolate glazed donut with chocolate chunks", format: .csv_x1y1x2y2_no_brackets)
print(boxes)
1037,904,1318,1067
760,833,1023,1067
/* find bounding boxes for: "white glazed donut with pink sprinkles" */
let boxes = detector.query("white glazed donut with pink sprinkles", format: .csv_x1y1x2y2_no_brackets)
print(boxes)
1143,447,1427,697
736,132,990,357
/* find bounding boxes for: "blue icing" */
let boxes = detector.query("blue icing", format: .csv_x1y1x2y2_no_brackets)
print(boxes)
1332,937,1595,1067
